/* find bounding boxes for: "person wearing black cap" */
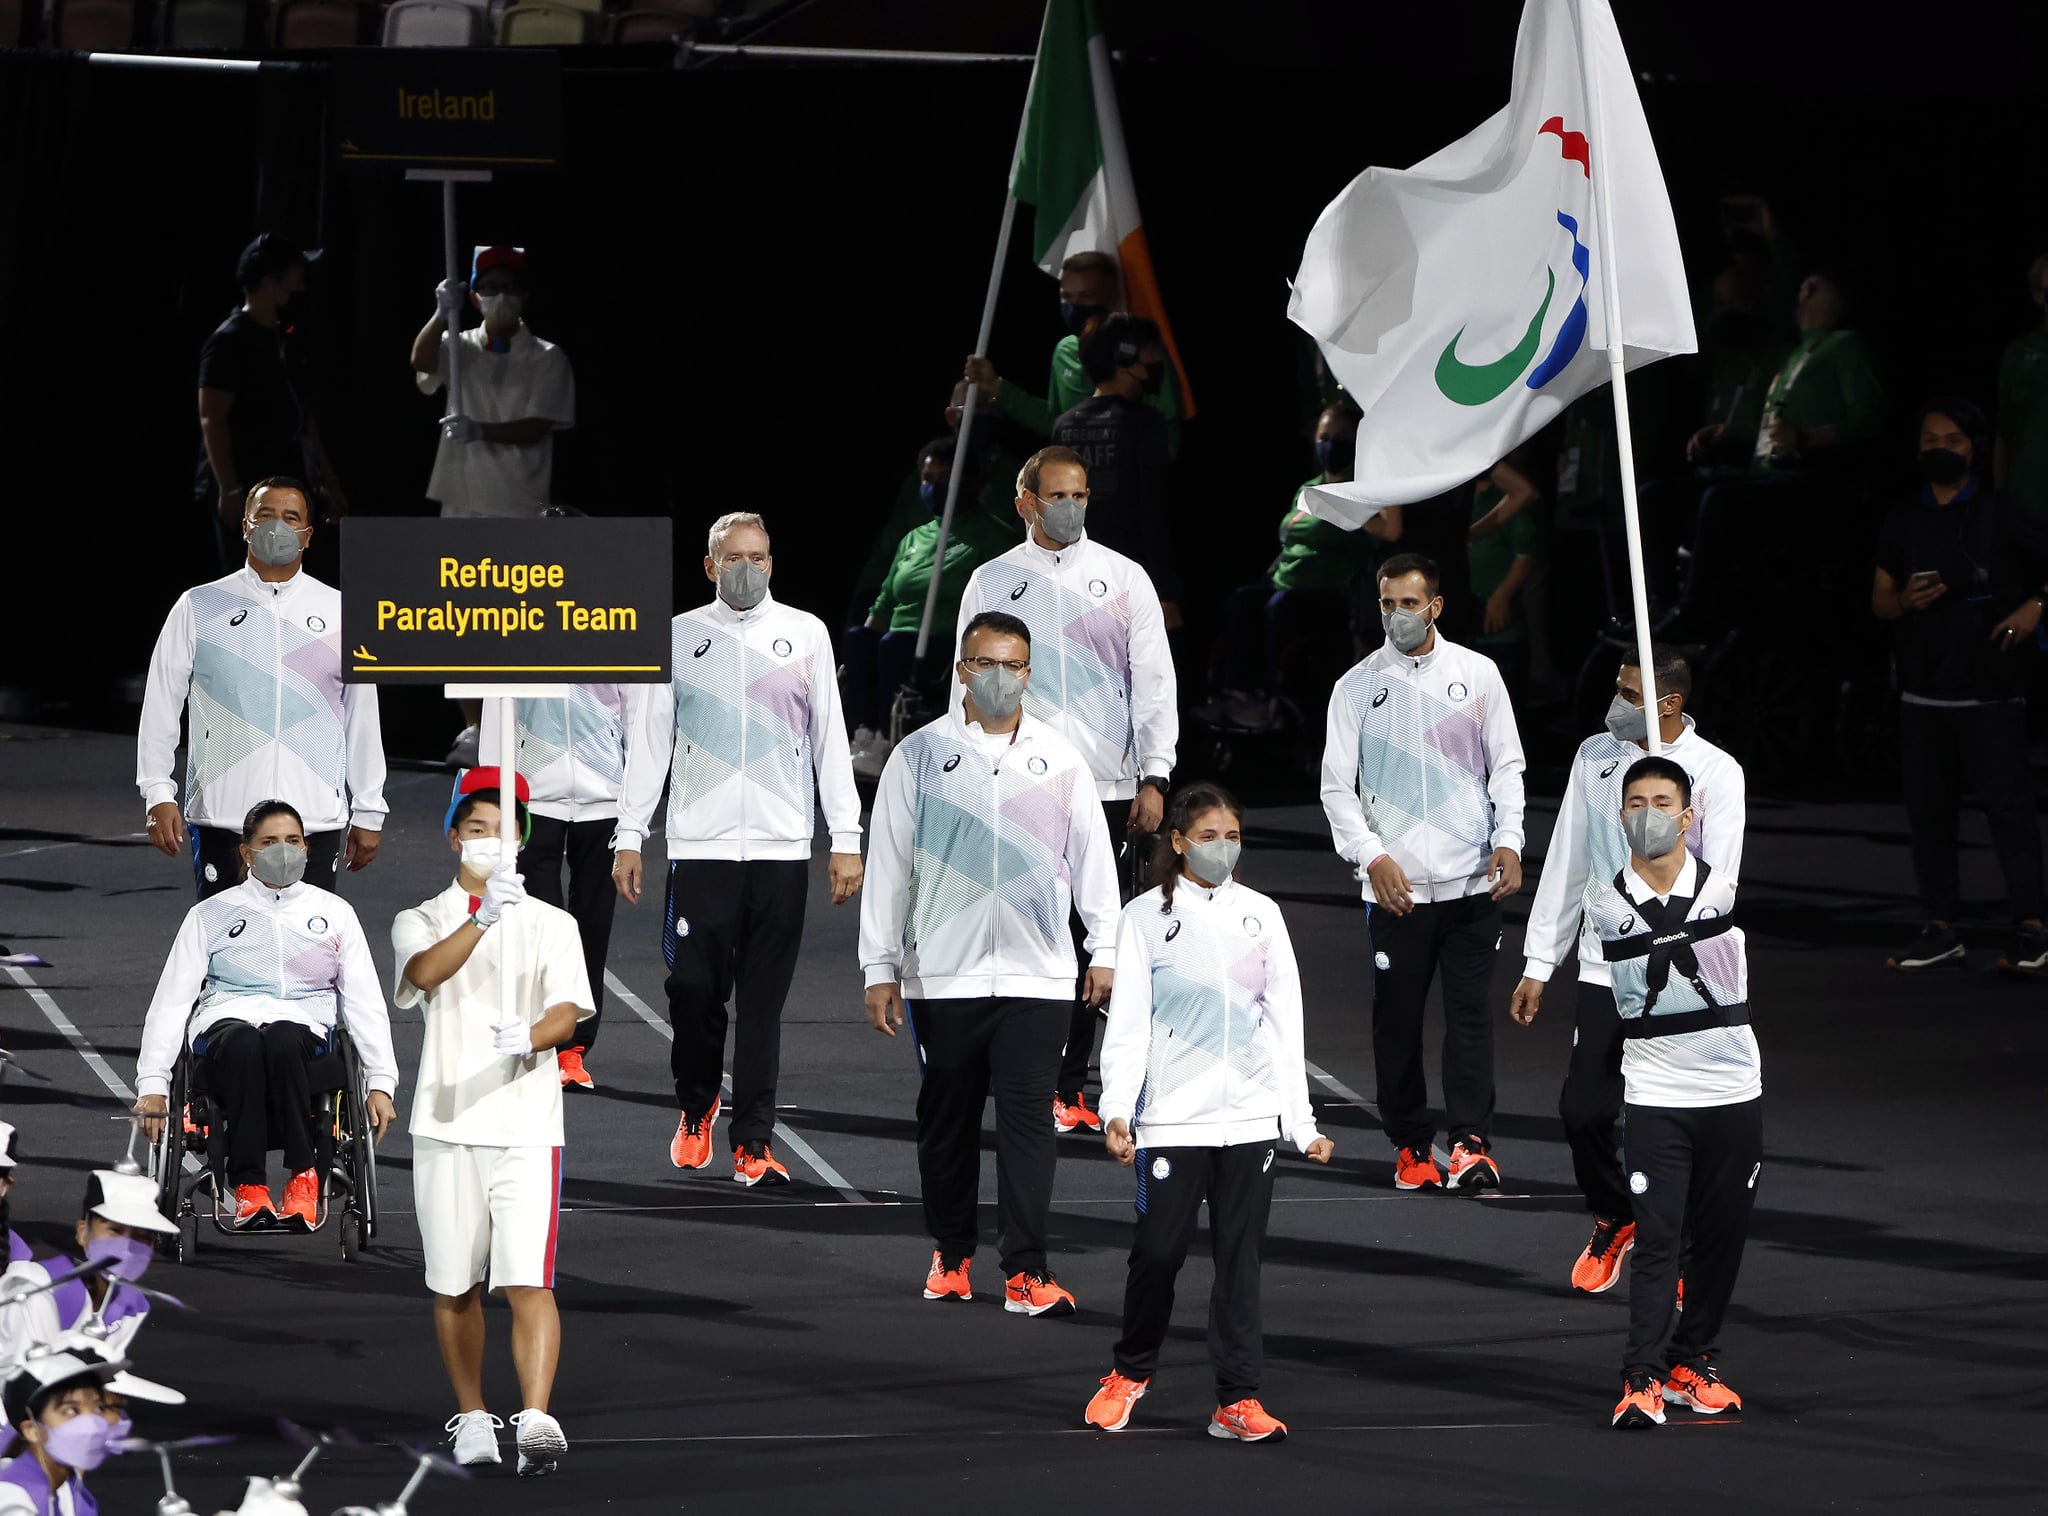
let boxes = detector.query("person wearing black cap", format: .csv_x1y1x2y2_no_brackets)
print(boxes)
0,1124,26,1266
195,233,348,574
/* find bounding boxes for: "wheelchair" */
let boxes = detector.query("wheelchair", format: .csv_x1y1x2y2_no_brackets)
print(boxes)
146,1017,380,1264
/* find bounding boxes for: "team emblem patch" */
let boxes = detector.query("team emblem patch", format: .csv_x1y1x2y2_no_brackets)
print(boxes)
1088,578,1108,598
1027,756,1048,775
204,864,219,883
772,638,793,657
693,638,712,658
1150,1156,1172,1181
1375,951,1390,970
943,755,961,772
1243,916,1261,935
227,918,245,938
307,916,328,933
1698,906,1720,919
675,917,691,939
306,615,326,632
229,609,248,627
1447,681,1469,702
1629,1171,1648,1195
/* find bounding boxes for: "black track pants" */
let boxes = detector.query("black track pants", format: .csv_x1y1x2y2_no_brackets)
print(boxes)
520,815,618,1051
1560,979,1631,1220
204,1019,319,1186
1364,894,1501,1151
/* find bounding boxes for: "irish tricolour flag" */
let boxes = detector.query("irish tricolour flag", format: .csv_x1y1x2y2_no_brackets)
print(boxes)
1288,0,1693,523
1011,0,1193,410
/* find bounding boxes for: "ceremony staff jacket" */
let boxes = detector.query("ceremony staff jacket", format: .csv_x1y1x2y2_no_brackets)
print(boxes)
615,592,863,862
1319,633,1526,902
134,876,400,1101
953,530,1177,801
859,710,1120,1002
1590,854,1761,1109
138,566,388,835
1522,718,1746,986
481,682,652,823
1098,879,1323,1154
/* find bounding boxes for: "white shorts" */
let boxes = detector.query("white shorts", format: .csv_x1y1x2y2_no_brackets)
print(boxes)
412,1136,562,1297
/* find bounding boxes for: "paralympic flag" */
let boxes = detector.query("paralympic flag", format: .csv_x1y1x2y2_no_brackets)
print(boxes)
1287,0,1692,524
1011,0,1195,412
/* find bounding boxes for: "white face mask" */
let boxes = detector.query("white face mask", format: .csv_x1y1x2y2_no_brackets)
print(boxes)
478,292,524,324
460,837,506,874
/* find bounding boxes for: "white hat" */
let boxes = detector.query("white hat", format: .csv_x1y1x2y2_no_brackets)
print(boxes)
2,1347,127,1425
51,1333,184,1407
0,1122,17,1171
83,1171,175,1236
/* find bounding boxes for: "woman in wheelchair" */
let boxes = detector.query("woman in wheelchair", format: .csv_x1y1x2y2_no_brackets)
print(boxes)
131,799,400,1231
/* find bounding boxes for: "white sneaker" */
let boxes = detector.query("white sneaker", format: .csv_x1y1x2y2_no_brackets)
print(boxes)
850,733,894,779
511,1408,566,1477
444,1410,503,1467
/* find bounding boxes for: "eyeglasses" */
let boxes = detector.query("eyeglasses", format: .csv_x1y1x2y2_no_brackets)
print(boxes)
961,657,1029,674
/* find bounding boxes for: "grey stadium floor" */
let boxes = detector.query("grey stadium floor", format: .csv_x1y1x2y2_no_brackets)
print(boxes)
1,721,2042,1513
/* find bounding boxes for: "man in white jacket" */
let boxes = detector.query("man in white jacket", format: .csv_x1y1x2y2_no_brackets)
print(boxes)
861,610,1120,1316
481,682,652,1091
953,445,1177,1135
138,478,387,900
1510,647,1746,1292
1321,552,1526,1194
614,513,864,1186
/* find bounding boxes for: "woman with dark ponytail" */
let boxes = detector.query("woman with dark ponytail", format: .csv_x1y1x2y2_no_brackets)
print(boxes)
1084,782,1335,1443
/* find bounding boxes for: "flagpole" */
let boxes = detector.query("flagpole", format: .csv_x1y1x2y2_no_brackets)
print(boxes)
1572,0,1661,755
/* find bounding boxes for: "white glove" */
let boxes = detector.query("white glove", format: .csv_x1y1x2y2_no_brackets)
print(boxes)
435,278,467,320
474,869,526,927
492,1019,534,1058
442,413,482,445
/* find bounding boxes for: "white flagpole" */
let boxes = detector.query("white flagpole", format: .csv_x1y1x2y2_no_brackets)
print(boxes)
1573,0,1661,755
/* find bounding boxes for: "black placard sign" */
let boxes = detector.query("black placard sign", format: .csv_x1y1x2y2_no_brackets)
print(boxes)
335,49,563,171
341,518,671,685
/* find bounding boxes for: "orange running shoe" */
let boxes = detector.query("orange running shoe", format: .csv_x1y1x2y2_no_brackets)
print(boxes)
1663,1360,1742,1415
232,1184,277,1229
1003,1270,1077,1317
1393,1146,1443,1190
1444,1141,1500,1192
733,1141,791,1187
1052,1097,1084,1134
557,1047,594,1090
1612,1370,1666,1428
922,1251,971,1301
280,1169,321,1227
1570,1218,1636,1293
1209,1398,1288,1442
669,1096,720,1170
1083,1371,1149,1431
1066,1093,1104,1132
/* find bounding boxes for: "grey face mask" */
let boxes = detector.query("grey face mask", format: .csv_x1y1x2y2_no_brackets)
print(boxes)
247,519,304,567
967,663,1025,721
717,561,769,611
1036,494,1087,545
251,841,307,888
1382,605,1432,654
1604,693,1650,745
1183,837,1241,887
1623,806,1682,860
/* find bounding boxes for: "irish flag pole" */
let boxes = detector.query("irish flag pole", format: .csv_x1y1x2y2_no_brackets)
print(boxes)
1573,0,1661,754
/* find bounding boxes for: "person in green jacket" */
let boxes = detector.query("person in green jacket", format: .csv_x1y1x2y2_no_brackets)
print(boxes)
1206,402,1402,729
1467,457,1545,703
842,438,1019,774
1995,254,2048,523
964,250,1183,457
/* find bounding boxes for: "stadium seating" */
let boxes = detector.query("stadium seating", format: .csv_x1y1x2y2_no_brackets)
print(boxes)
381,0,480,45
271,0,364,46
159,0,249,50
50,0,136,47
496,0,583,44
609,0,708,43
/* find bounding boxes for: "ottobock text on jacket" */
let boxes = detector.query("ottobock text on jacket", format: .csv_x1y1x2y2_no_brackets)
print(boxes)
480,682,653,822
1521,718,1747,987
138,566,388,835
1320,633,1526,902
1098,878,1323,1154
615,592,863,862
953,529,1177,800
859,710,1120,1001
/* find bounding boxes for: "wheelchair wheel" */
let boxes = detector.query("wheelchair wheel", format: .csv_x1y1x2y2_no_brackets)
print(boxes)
150,1057,189,1258
336,1034,378,1256
339,1211,362,1263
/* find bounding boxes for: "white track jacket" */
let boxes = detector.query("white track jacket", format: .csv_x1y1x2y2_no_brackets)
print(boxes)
1320,633,1526,903
1521,718,1747,986
859,710,1119,1001
138,566,387,834
953,530,1177,800
616,592,862,862
481,682,653,822
135,876,400,1100
1099,879,1322,1154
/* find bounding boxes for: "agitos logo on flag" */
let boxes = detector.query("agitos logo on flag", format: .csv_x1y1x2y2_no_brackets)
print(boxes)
1286,0,1695,524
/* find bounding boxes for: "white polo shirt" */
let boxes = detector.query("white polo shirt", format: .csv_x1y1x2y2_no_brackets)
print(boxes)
420,324,576,518
392,882,594,1148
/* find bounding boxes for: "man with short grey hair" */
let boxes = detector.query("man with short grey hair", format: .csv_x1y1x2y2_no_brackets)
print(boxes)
615,512,864,1185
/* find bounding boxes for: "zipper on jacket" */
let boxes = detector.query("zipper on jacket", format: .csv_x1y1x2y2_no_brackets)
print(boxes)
270,587,284,816
987,746,1002,990
738,623,750,861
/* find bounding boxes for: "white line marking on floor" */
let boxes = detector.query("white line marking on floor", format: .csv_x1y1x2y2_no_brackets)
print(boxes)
1304,1057,1453,1168
605,969,867,1204
575,1420,1557,1445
